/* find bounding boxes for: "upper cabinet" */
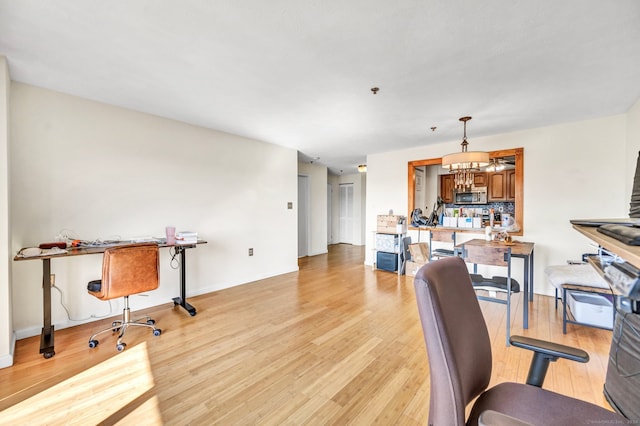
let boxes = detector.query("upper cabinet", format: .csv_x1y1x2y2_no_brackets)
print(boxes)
473,172,488,188
508,169,516,200
488,170,516,201
440,174,455,203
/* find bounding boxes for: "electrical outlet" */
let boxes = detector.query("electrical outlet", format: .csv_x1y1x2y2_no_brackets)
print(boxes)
287,202,293,209
50,274,55,287
249,248,254,256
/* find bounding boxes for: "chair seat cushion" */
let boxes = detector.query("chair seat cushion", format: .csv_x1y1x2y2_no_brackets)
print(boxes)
87,279,102,293
544,264,609,290
470,274,520,293
467,382,624,426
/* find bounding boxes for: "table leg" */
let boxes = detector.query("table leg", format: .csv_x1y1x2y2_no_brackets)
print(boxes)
523,256,529,329
529,249,535,301
562,287,568,334
40,259,55,359
172,246,197,316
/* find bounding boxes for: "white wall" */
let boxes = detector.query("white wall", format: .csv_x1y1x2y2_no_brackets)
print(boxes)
626,99,640,198
367,113,633,295
9,83,299,339
298,162,328,256
0,57,13,367
328,172,367,246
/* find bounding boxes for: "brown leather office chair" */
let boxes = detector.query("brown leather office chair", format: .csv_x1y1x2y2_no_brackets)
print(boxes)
87,243,162,352
413,256,625,425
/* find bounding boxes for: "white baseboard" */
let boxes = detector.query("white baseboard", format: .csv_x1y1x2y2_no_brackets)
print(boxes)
0,332,16,369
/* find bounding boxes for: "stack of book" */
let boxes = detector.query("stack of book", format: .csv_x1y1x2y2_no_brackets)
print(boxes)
176,231,198,244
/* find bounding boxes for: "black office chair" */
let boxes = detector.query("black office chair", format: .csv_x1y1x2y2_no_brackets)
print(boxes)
87,243,162,352
413,256,625,425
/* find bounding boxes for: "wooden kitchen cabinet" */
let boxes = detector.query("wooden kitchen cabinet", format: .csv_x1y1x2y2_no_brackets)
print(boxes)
507,169,516,200
473,172,487,187
488,171,507,201
440,174,455,204
488,170,516,201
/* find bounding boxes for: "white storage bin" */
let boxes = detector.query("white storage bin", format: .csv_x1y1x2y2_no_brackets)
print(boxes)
568,291,613,329
459,217,473,228
375,233,399,253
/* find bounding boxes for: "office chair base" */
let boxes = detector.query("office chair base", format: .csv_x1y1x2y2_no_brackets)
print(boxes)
88,310,161,351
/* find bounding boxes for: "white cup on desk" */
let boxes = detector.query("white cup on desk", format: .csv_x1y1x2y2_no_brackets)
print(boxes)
165,226,176,245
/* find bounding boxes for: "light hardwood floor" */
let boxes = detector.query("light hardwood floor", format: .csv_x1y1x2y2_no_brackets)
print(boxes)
0,244,616,424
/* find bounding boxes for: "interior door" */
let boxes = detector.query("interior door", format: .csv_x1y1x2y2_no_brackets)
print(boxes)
327,183,333,245
298,175,309,257
339,183,354,244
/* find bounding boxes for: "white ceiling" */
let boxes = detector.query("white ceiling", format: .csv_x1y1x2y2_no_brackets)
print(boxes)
1,1,639,174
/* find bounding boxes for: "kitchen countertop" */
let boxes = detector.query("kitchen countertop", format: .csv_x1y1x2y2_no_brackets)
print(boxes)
409,225,515,234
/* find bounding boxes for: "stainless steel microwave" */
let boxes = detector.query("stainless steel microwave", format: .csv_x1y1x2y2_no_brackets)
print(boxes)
454,188,487,204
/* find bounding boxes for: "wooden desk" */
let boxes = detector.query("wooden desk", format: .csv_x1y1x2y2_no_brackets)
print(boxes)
13,240,206,359
573,224,640,268
455,238,535,329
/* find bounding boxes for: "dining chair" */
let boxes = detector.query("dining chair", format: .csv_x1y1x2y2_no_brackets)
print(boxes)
457,243,520,346
428,229,456,261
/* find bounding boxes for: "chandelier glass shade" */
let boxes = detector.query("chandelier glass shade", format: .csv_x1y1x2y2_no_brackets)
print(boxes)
442,116,489,189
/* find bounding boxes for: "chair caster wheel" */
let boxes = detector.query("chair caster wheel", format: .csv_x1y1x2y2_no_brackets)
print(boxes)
153,329,162,336
147,319,155,325
116,343,126,352
89,340,99,348
189,311,196,317
43,351,55,359
112,321,119,327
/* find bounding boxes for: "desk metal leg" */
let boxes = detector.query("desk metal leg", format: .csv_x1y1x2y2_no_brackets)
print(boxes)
40,259,55,359
172,247,197,316
529,249,535,301
523,256,529,329
562,287,568,334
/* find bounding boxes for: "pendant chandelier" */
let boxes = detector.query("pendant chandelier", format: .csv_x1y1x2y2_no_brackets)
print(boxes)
442,116,490,189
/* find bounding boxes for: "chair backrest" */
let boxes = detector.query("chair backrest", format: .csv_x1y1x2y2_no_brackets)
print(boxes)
429,229,456,243
401,236,412,262
458,244,511,267
428,230,457,260
94,243,160,300
413,256,493,426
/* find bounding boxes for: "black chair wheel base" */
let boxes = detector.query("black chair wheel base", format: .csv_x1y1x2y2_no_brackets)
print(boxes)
116,343,126,352
147,319,155,325
88,340,99,348
153,329,162,336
